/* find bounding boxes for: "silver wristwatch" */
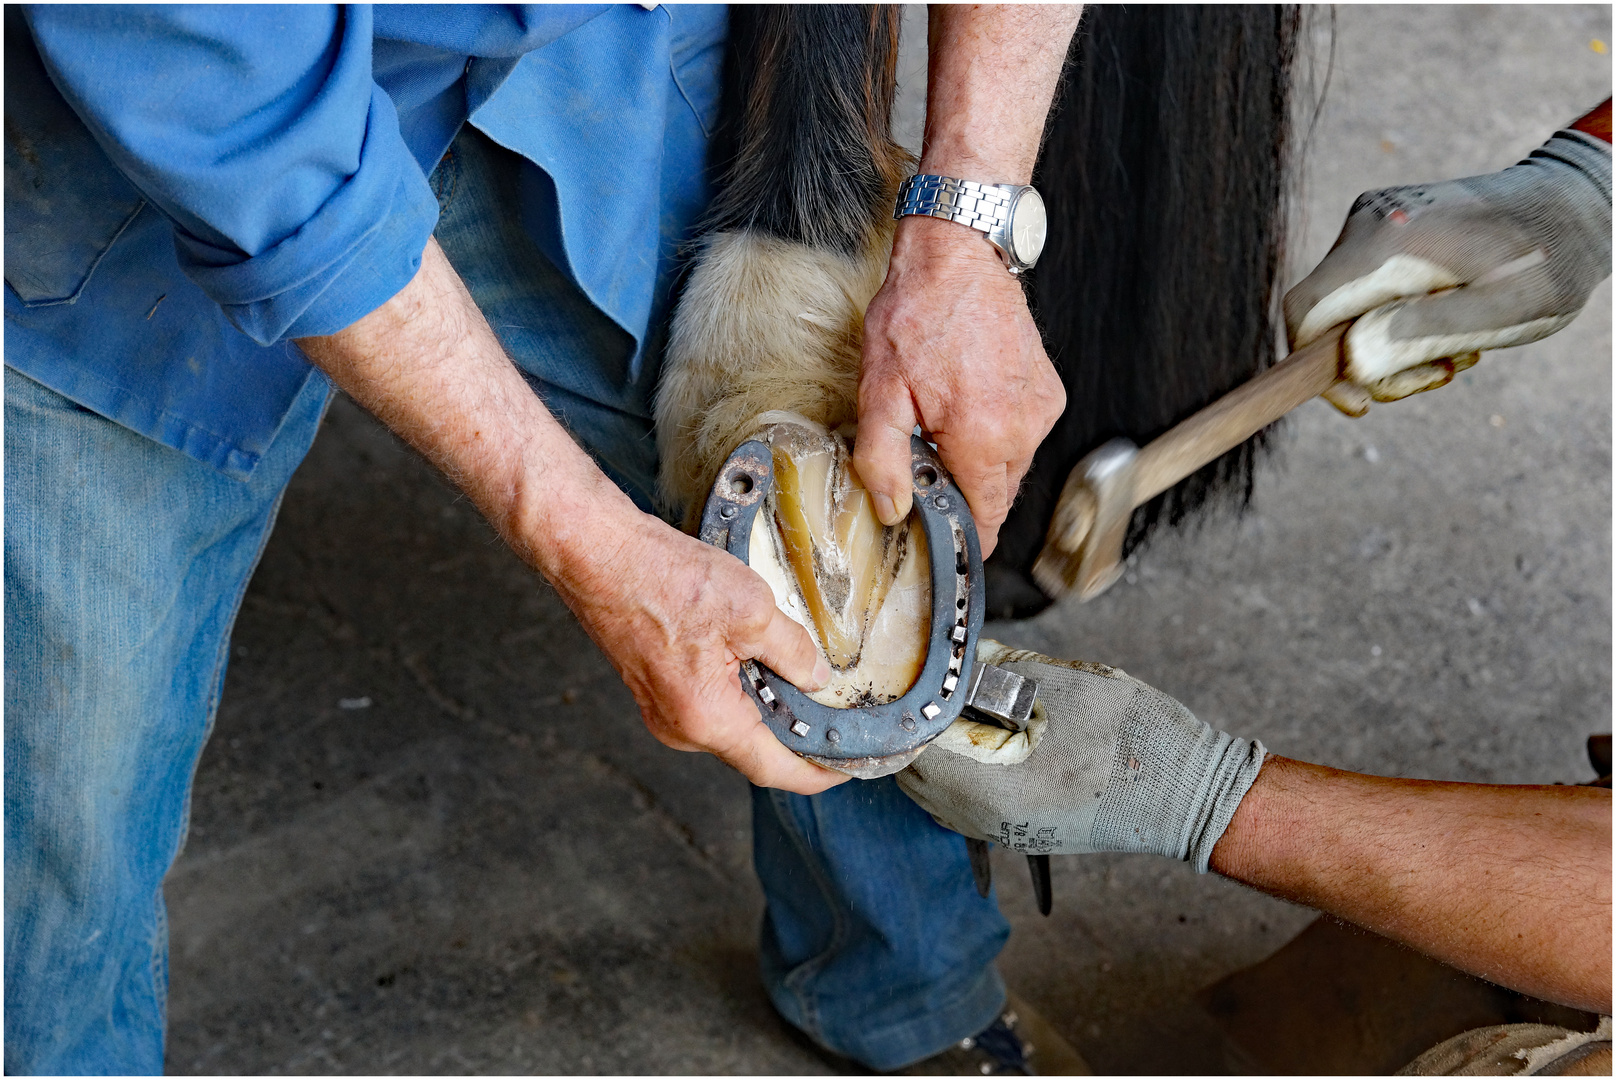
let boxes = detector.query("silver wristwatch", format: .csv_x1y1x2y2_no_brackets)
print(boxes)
894,174,1048,274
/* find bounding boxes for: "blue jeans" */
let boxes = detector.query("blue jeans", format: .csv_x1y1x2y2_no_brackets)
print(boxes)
4,365,332,1076
4,127,1007,1074
755,782,1010,1070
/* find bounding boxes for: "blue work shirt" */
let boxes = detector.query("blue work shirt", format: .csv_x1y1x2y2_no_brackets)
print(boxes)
4,4,726,478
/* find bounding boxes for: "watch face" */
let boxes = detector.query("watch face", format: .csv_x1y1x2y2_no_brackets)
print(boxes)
1009,188,1047,267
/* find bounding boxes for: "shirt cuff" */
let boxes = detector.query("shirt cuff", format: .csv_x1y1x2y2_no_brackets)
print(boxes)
173,84,440,345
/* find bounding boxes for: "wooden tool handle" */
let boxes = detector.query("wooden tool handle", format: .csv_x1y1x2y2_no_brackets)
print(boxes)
1132,323,1347,504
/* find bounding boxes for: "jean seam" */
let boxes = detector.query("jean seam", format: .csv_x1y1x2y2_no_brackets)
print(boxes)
150,383,328,1064
150,892,169,1051
162,384,332,880
768,788,849,1048
856,963,1007,1069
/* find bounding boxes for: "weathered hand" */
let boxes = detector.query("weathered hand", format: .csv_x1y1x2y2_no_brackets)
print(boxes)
554,508,845,795
300,240,842,794
855,219,1066,557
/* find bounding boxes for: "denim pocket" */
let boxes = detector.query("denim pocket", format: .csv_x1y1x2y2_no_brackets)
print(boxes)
3,8,147,307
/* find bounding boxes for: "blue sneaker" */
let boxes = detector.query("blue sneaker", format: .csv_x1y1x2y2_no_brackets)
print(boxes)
897,994,1090,1075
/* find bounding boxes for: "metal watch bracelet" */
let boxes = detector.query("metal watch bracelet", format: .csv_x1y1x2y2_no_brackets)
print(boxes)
894,174,1016,235
893,173,1045,273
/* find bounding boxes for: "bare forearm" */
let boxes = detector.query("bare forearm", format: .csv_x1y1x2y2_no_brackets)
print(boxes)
893,4,1081,270
1570,97,1612,143
296,240,837,793
1212,757,1612,1013
921,4,1082,181
295,238,633,589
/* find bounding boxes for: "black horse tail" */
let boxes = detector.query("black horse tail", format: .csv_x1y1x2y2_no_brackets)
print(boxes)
988,5,1304,616
704,5,908,255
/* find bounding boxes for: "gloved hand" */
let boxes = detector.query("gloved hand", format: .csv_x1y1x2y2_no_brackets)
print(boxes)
896,641,1266,873
1285,126,1611,410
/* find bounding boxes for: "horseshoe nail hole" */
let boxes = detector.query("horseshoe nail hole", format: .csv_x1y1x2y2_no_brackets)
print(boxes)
729,472,755,496
956,598,967,610
913,465,938,489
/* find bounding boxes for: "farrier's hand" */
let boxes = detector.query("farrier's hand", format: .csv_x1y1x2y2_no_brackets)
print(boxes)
852,3,1078,557
855,219,1066,557
896,641,1265,871
551,506,845,795
1286,105,1611,409
300,240,842,795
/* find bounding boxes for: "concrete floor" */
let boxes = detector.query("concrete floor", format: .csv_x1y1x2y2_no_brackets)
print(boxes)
165,6,1612,1074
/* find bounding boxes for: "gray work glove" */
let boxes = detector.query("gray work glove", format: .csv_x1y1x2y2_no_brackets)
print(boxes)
896,643,1265,873
1285,127,1611,410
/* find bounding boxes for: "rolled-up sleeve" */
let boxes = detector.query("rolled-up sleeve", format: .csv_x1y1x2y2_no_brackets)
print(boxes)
24,5,437,344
